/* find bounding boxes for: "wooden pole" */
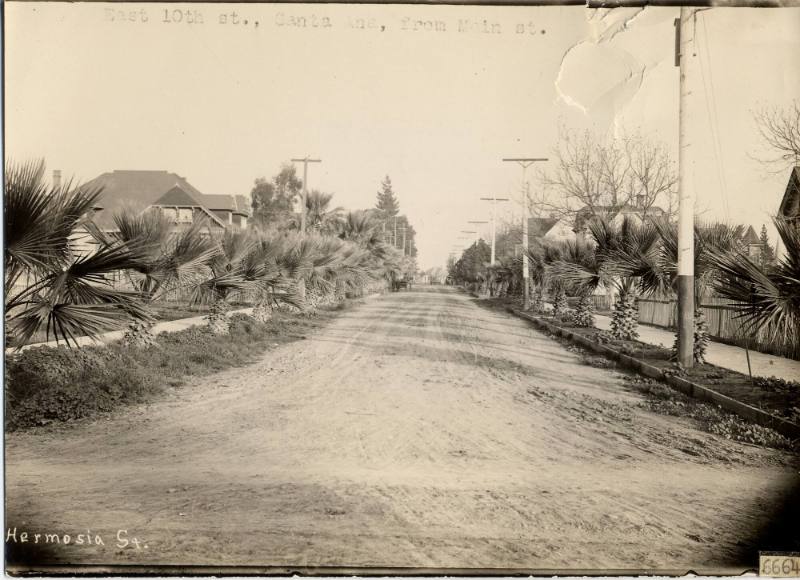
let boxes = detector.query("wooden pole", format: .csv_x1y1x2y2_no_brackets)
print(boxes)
676,9,696,368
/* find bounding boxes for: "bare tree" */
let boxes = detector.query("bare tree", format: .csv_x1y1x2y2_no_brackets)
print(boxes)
536,128,614,220
536,126,677,224
754,100,800,170
623,134,678,221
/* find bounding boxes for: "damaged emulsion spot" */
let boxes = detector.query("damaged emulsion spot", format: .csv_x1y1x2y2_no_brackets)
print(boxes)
554,7,661,127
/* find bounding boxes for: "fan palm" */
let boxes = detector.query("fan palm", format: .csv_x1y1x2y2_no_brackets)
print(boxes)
547,239,599,326
616,220,746,362
524,240,564,313
549,217,659,338
709,217,800,354
305,190,343,235
4,159,150,347
111,209,219,300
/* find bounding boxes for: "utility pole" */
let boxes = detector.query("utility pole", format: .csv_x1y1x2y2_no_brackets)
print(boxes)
675,8,696,368
502,157,548,310
398,226,407,255
461,230,477,245
290,156,322,233
480,196,510,265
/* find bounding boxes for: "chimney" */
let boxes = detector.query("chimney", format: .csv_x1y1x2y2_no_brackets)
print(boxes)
53,169,62,189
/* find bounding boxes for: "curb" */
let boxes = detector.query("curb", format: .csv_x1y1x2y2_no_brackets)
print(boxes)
5,307,255,354
510,307,800,440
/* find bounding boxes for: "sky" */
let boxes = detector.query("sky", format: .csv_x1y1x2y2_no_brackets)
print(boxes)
6,3,800,269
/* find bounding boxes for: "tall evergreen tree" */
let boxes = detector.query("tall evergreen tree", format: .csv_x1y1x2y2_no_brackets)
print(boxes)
375,175,399,221
759,224,776,268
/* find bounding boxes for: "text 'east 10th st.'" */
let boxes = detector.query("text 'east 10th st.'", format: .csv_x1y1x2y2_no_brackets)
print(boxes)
103,7,548,36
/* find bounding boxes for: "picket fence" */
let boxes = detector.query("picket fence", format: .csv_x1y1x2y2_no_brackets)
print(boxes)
637,296,799,360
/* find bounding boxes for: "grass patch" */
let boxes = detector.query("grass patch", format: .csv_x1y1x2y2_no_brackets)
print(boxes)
626,376,797,451
5,308,341,431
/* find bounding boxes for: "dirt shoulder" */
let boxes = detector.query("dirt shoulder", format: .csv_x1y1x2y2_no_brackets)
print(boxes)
5,287,799,572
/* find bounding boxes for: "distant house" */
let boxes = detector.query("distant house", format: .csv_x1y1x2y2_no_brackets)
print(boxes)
80,170,250,234
779,166,800,231
527,216,574,245
573,203,667,238
741,225,763,261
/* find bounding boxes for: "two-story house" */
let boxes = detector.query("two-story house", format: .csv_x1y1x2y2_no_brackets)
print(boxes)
79,169,249,234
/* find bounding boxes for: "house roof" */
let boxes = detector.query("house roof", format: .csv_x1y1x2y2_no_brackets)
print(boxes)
528,217,559,237
154,185,204,207
79,170,208,229
80,170,245,229
202,194,250,216
742,225,760,245
779,166,800,220
574,203,666,229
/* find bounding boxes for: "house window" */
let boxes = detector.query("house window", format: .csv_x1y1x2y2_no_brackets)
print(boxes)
161,207,179,221
178,208,193,223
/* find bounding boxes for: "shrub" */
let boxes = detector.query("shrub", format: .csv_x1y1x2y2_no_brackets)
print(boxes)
627,377,795,451
6,314,280,430
755,376,800,393
5,346,159,430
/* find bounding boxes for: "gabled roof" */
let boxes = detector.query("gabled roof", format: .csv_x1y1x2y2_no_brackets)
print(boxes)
80,170,244,229
80,170,208,229
779,166,800,220
154,185,204,207
528,217,559,237
202,194,250,216
742,225,760,245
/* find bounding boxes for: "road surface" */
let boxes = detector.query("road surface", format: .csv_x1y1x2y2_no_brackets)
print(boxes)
5,287,798,572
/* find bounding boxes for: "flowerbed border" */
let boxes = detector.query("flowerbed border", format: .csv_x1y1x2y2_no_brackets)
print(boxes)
510,307,800,440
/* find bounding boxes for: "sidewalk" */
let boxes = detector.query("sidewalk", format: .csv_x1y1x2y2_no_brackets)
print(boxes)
594,314,800,381
6,307,254,354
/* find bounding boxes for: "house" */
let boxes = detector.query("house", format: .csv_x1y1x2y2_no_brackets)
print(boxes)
779,165,800,231
741,225,763,261
79,170,249,233
573,203,667,237
527,216,574,245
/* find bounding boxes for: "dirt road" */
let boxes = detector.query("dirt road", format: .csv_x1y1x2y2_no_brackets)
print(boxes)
5,288,799,571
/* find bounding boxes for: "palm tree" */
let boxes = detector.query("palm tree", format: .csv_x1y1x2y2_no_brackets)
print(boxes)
111,209,218,301
709,217,800,356
109,209,219,344
192,229,306,331
487,254,522,298
549,217,660,339
4,159,149,347
547,239,599,326
619,220,746,362
305,190,343,235
338,210,382,248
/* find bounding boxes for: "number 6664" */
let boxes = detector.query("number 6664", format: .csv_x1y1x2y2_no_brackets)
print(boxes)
760,555,800,576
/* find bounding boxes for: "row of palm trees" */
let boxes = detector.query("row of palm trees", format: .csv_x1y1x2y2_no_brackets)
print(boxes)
457,214,800,363
4,160,414,347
